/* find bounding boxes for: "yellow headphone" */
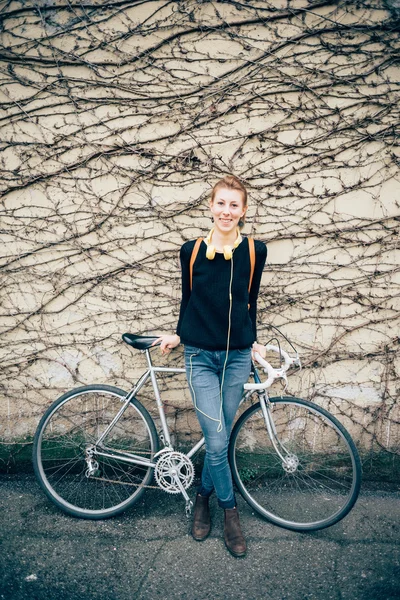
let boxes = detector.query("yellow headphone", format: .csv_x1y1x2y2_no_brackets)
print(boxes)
205,227,242,260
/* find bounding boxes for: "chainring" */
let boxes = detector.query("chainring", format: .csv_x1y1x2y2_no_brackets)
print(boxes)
154,451,195,494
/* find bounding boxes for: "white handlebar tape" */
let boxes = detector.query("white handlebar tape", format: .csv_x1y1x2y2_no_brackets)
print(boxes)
244,347,293,391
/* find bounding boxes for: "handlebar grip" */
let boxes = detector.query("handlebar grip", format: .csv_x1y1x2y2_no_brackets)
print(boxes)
244,352,276,390
244,348,294,391
263,345,292,371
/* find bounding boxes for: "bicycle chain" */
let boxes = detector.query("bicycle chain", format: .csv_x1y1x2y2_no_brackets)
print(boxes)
90,451,195,491
90,476,161,489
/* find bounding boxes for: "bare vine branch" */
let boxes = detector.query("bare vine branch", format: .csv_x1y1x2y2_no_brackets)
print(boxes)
0,0,399,473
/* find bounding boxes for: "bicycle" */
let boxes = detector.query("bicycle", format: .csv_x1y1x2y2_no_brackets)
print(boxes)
32,333,362,532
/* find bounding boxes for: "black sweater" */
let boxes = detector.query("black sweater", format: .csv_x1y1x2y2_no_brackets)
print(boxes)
176,237,267,350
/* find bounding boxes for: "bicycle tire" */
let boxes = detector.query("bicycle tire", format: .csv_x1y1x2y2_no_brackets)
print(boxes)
229,396,362,531
33,384,159,519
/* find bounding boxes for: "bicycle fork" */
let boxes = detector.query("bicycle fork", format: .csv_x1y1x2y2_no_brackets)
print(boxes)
258,393,299,473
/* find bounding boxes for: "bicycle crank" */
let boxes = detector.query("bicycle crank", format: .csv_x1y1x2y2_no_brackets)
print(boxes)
155,451,195,495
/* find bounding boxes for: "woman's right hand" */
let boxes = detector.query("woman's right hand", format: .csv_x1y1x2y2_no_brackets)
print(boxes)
152,334,181,356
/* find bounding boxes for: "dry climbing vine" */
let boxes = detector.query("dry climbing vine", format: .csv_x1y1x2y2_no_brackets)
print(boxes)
0,0,399,476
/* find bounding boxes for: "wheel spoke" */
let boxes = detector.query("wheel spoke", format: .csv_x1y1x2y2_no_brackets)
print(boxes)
33,386,158,518
230,397,361,531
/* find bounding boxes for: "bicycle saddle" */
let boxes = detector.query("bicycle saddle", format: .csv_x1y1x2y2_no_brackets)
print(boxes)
122,333,161,350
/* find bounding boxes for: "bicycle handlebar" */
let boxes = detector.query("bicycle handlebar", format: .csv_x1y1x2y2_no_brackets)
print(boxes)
243,345,298,391
264,344,293,370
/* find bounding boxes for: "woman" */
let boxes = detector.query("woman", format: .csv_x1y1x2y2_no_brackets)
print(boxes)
154,175,267,557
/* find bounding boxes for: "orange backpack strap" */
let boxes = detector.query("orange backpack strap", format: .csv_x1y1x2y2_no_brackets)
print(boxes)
248,237,255,293
190,238,203,291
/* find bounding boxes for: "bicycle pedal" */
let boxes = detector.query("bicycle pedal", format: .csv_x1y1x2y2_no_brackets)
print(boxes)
185,500,193,517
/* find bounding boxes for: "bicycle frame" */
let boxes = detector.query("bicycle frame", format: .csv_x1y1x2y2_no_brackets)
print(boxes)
94,347,290,471
94,348,206,468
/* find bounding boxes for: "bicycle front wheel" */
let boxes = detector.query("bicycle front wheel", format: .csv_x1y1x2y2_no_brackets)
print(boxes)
33,385,159,519
230,397,362,531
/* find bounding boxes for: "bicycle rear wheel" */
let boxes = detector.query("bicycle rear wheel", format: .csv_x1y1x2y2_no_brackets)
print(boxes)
33,385,159,519
229,397,361,531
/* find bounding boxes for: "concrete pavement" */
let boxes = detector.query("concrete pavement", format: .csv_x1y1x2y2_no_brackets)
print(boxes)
0,475,399,600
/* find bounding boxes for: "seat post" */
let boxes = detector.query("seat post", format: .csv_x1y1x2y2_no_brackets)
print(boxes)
144,347,172,447
144,348,153,369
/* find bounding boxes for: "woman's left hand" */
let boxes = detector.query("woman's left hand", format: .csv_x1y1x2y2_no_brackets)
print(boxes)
152,333,181,356
252,342,267,361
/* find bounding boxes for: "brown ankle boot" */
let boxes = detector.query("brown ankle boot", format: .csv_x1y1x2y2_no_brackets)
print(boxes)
191,494,211,541
224,507,247,557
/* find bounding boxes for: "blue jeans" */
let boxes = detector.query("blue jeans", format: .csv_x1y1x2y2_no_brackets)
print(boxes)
184,345,252,509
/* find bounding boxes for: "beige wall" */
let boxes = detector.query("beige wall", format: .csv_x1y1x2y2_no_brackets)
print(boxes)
1,1,399,465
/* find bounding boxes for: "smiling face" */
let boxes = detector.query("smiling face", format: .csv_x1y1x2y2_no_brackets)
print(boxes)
209,187,247,236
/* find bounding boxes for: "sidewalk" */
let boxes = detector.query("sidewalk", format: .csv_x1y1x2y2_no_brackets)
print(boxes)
0,475,399,600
